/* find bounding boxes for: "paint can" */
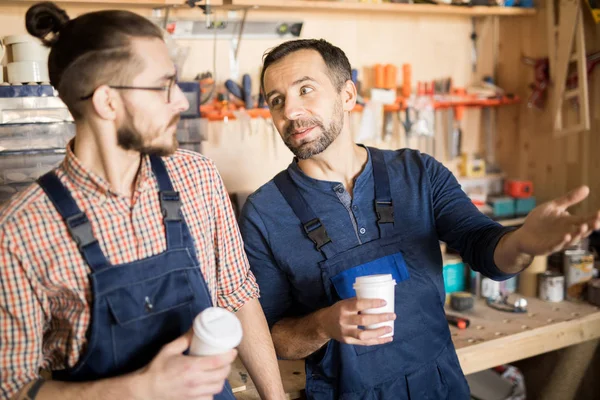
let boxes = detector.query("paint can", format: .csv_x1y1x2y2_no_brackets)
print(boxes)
587,279,600,307
481,277,501,299
564,249,594,300
538,271,564,302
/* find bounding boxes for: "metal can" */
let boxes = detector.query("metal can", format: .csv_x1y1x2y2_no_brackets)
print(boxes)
588,279,600,307
469,270,481,298
538,271,564,302
481,277,501,299
564,249,594,300
500,276,518,295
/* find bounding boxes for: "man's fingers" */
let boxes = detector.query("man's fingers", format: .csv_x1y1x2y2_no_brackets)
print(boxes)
344,326,392,341
344,335,394,346
553,186,590,209
353,298,388,312
161,329,194,355
346,313,396,327
192,350,237,372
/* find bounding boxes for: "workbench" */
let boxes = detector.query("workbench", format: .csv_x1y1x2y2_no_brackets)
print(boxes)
229,297,600,399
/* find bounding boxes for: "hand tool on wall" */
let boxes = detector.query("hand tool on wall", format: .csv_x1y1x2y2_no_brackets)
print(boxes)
352,68,365,105
470,17,477,73
373,64,397,90
242,73,253,110
402,63,411,99
412,81,435,154
225,73,254,110
448,88,465,159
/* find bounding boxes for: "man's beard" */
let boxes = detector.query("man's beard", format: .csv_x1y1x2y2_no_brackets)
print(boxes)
283,98,344,160
117,107,180,157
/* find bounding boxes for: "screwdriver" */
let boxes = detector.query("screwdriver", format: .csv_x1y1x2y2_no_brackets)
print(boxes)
446,314,470,330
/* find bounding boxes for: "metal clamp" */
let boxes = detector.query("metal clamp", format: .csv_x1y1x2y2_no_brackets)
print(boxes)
303,218,332,250
159,191,182,222
375,201,394,224
66,213,98,249
486,294,528,313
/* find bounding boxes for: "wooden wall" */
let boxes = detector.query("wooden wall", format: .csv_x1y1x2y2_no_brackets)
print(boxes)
496,0,600,214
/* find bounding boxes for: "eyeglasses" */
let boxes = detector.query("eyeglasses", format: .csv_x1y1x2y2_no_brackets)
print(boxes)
80,75,178,103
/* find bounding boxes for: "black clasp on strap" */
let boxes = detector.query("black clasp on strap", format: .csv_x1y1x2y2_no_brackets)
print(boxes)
303,218,332,250
375,201,394,224
66,213,98,249
159,191,182,222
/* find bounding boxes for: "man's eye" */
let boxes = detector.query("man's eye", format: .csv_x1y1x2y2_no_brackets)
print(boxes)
300,87,314,95
271,97,283,107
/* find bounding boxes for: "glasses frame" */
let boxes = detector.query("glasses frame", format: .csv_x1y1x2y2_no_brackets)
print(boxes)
79,75,177,103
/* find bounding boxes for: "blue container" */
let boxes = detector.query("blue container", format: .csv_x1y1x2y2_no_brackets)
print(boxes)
515,196,536,215
443,256,466,297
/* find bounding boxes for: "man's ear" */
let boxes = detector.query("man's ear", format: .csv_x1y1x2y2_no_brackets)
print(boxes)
91,85,119,121
341,79,357,112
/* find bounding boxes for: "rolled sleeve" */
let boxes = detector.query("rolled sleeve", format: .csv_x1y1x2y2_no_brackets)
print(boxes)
209,164,259,312
0,229,43,400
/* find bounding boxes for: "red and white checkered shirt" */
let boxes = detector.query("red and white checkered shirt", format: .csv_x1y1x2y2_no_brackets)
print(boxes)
0,144,259,399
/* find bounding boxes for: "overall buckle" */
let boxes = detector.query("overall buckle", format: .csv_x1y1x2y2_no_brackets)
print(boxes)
303,218,332,250
375,201,394,224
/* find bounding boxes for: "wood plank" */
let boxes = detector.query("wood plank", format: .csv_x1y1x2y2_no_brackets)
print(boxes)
231,358,305,400
550,0,579,132
214,0,538,16
453,298,600,375
8,0,183,5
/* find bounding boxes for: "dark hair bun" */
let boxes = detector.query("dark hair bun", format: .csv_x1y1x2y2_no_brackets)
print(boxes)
25,2,70,47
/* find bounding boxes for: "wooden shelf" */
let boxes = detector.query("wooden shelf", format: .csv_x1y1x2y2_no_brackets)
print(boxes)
214,0,537,17
8,0,183,6
6,0,537,14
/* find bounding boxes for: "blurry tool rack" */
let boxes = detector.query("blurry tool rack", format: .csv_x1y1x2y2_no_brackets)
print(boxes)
0,84,74,205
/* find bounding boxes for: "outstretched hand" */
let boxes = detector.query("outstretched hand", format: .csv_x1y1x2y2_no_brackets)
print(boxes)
514,186,600,256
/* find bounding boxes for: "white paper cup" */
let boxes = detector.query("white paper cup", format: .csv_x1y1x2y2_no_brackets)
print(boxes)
7,61,49,84
189,307,243,356
353,274,396,337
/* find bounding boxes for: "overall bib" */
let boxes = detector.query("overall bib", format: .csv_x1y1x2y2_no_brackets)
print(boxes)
38,155,235,399
274,148,470,400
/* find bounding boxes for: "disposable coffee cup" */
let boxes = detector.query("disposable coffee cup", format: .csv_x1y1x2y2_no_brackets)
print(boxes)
189,307,243,356
353,274,396,337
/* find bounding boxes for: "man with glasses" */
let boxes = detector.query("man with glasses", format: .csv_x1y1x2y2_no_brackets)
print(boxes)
0,3,285,400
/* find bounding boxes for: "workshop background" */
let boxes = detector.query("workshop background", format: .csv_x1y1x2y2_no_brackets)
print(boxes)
1,1,600,399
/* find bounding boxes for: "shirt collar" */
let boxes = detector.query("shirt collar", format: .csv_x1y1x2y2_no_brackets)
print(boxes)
287,144,373,193
60,140,155,199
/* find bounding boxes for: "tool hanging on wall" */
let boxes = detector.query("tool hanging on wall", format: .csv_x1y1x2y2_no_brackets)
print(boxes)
470,17,478,73
547,0,590,137
448,103,464,159
225,73,253,110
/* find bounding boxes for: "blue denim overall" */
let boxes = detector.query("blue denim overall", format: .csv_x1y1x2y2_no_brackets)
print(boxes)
37,155,235,399
274,147,470,400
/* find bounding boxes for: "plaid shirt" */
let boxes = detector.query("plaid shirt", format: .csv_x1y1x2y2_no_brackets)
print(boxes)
0,144,259,399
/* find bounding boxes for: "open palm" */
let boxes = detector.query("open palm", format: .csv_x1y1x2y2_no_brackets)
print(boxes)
517,186,600,256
